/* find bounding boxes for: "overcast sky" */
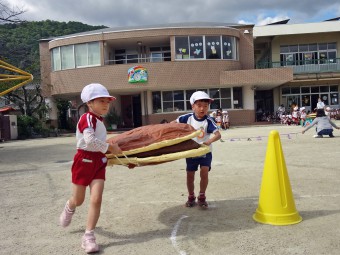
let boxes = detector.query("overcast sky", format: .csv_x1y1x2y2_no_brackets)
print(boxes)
9,0,340,27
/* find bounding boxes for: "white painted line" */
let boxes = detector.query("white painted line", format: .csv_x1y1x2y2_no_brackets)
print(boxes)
170,215,188,255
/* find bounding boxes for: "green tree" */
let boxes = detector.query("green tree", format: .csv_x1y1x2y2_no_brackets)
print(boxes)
4,83,44,116
55,98,71,129
1,20,107,129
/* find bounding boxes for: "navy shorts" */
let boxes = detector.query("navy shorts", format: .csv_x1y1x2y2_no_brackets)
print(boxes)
186,153,212,171
318,129,333,136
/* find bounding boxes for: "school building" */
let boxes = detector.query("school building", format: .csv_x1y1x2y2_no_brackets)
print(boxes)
39,19,340,128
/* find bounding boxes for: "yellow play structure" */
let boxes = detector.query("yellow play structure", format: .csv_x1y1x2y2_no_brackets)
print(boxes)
0,60,33,97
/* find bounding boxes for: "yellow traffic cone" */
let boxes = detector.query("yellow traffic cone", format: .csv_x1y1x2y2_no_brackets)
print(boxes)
253,130,302,225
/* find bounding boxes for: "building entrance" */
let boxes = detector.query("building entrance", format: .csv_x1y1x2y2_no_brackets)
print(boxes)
121,94,142,128
254,89,274,121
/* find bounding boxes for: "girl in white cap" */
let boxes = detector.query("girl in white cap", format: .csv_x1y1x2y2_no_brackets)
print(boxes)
59,83,122,253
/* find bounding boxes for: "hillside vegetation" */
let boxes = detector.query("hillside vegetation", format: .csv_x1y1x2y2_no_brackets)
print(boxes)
0,20,107,79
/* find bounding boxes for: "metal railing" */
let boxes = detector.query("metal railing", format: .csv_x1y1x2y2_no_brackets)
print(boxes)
256,58,340,74
105,56,171,65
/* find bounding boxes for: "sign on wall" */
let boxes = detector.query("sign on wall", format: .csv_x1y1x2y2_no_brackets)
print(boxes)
128,66,148,83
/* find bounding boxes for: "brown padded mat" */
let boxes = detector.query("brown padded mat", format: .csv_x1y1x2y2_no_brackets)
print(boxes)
107,144,209,167
106,123,209,167
106,123,201,158
125,139,200,158
107,122,197,151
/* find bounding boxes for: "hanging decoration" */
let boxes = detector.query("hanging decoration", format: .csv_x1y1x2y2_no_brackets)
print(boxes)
128,66,148,83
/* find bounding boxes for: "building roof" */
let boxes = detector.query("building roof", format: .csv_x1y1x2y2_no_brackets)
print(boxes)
48,22,253,42
254,20,340,37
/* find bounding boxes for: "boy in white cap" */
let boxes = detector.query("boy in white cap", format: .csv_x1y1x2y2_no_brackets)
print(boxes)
172,91,221,208
59,83,122,253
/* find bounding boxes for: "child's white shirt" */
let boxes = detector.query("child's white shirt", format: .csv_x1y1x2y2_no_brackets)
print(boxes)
76,112,109,153
176,113,218,151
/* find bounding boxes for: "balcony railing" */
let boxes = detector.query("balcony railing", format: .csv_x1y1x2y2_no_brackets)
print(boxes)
256,58,340,74
105,56,171,65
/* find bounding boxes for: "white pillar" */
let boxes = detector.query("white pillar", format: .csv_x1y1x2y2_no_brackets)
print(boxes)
243,86,255,110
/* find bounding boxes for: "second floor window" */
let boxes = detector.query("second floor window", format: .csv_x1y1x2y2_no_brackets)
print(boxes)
150,46,171,62
175,35,238,61
280,42,337,66
51,42,100,71
114,49,138,64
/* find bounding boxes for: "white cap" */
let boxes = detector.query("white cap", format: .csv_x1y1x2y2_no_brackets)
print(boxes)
189,91,213,105
222,110,228,114
81,83,115,103
300,107,305,111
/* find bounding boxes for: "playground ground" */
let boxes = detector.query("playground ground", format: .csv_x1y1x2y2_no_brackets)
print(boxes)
0,122,340,255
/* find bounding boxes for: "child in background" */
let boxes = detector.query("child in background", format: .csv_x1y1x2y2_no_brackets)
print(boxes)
59,83,122,253
325,106,331,119
299,107,307,126
291,106,300,125
172,91,221,209
215,108,222,130
222,110,229,129
209,111,216,119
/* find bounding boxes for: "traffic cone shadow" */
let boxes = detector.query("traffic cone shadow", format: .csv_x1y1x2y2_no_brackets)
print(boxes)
253,130,302,225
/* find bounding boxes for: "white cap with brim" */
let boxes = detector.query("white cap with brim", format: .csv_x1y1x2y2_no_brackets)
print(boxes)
81,83,116,103
190,91,214,105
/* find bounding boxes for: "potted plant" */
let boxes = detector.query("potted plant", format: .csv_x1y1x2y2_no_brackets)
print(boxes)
105,107,122,130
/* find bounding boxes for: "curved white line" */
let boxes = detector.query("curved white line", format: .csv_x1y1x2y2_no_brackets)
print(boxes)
170,215,188,255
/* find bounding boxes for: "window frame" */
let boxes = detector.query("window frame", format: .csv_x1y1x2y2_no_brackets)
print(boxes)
175,35,238,61
52,42,100,71
152,87,241,113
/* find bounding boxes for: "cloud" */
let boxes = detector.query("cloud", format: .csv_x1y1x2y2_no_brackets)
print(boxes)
7,0,340,27
256,14,290,26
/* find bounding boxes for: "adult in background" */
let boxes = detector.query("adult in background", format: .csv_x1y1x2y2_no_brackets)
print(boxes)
302,109,340,138
316,97,325,110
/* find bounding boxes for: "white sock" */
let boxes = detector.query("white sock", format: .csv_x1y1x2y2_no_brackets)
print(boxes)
85,229,94,235
66,201,75,212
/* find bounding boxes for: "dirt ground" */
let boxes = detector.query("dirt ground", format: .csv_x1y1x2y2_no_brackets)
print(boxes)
1,122,340,255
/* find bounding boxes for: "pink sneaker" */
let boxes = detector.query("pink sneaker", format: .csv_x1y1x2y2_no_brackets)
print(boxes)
82,231,99,253
59,201,75,227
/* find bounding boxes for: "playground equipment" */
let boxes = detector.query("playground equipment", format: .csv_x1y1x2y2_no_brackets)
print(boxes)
0,60,33,96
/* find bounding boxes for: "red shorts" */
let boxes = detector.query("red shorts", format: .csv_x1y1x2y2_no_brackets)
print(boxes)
71,150,107,186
